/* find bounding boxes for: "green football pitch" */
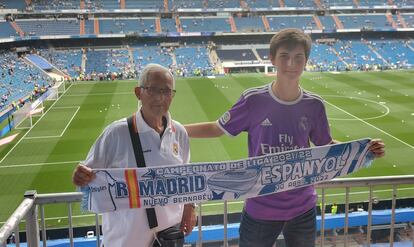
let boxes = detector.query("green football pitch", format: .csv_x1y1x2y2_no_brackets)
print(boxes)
1,70,414,229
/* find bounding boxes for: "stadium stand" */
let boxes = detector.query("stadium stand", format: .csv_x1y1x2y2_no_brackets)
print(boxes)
85,49,131,76
333,40,384,69
267,15,319,31
206,0,241,8
132,46,173,72
85,20,95,34
308,43,346,71
175,46,213,76
0,51,49,109
171,0,205,9
368,40,414,68
244,0,280,9
160,18,177,32
99,18,156,34
0,21,18,38
16,19,80,36
216,49,257,61
358,0,389,7
234,16,265,32
402,14,414,28
30,0,80,10
320,0,355,8
180,17,231,32
318,15,338,31
125,0,164,10
336,14,392,30
39,49,83,78
283,0,316,8
0,0,26,10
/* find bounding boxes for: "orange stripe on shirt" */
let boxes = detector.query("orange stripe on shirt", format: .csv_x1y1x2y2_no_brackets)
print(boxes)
125,169,141,208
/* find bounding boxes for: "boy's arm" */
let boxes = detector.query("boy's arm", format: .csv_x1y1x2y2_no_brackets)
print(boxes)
184,122,224,138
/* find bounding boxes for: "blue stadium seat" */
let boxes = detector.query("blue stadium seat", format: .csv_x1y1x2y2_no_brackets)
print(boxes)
171,0,204,9
125,0,164,10
358,0,389,7
160,18,177,32
320,0,355,8
283,0,316,8
30,0,79,10
234,16,265,32
99,18,156,34
132,46,173,71
180,17,231,32
333,40,384,68
318,16,338,31
256,48,270,60
86,49,130,74
1,0,26,10
402,14,414,28
0,52,48,109
245,0,280,9
207,0,241,9
0,21,18,38
369,40,414,68
175,47,212,76
216,49,257,61
39,49,83,78
337,14,393,30
309,43,345,71
266,15,317,31
16,19,80,36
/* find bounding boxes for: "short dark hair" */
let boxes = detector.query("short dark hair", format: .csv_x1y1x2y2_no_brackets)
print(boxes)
269,28,312,60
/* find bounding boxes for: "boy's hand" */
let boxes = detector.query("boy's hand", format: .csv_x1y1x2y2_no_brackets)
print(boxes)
368,139,385,158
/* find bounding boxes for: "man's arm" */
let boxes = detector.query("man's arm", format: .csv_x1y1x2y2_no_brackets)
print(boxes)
184,122,224,138
180,204,197,236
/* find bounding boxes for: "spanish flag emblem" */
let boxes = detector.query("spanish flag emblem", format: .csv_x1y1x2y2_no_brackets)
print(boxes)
124,169,141,208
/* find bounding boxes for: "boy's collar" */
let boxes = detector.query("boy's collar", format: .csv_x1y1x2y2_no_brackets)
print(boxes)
268,82,303,105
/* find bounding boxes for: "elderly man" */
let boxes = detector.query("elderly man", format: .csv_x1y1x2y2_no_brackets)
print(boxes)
72,63,196,247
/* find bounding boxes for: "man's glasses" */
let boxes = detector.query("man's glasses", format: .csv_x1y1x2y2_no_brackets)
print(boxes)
140,86,176,97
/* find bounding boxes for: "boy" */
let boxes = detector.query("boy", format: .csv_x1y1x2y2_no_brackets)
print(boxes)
185,28,385,247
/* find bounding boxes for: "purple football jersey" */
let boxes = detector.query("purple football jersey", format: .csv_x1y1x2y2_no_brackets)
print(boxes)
217,83,332,220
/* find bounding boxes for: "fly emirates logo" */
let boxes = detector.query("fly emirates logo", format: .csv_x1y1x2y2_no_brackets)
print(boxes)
260,134,300,154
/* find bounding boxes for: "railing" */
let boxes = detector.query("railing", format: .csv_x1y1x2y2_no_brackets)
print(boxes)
1,175,414,247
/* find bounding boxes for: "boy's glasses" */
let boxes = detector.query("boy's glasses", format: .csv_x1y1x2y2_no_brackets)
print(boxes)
140,86,176,97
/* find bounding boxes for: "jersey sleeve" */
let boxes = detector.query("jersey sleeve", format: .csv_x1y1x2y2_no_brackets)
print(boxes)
217,95,250,137
309,102,333,146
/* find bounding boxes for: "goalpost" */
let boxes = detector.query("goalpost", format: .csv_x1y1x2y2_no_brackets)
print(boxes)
13,81,67,129
47,81,66,101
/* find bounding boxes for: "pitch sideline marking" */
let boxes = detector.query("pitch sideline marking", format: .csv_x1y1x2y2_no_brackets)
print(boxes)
65,92,133,97
0,84,74,164
24,106,80,140
0,160,81,169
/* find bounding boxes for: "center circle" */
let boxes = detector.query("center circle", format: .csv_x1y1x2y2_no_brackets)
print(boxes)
321,95,390,121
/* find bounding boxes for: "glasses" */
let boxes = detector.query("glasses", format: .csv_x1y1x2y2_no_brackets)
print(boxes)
140,86,176,97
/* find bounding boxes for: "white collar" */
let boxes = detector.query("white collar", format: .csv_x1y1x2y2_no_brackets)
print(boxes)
268,83,303,105
135,109,175,134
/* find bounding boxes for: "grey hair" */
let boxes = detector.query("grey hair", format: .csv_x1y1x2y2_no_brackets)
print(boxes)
138,63,175,89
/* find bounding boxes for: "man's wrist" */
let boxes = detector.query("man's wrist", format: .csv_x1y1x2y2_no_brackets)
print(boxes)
185,203,196,209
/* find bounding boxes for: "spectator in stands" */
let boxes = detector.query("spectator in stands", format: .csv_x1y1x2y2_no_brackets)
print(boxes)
72,64,197,247
184,28,385,247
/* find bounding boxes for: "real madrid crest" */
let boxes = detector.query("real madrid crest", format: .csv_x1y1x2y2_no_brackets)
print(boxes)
173,143,179,155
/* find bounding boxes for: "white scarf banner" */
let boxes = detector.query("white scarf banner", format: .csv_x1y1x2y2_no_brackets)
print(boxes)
81,138,374,213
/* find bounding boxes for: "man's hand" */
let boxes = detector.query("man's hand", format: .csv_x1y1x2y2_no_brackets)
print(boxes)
180,204,197,236
369,139,385,158
72,164,96,186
